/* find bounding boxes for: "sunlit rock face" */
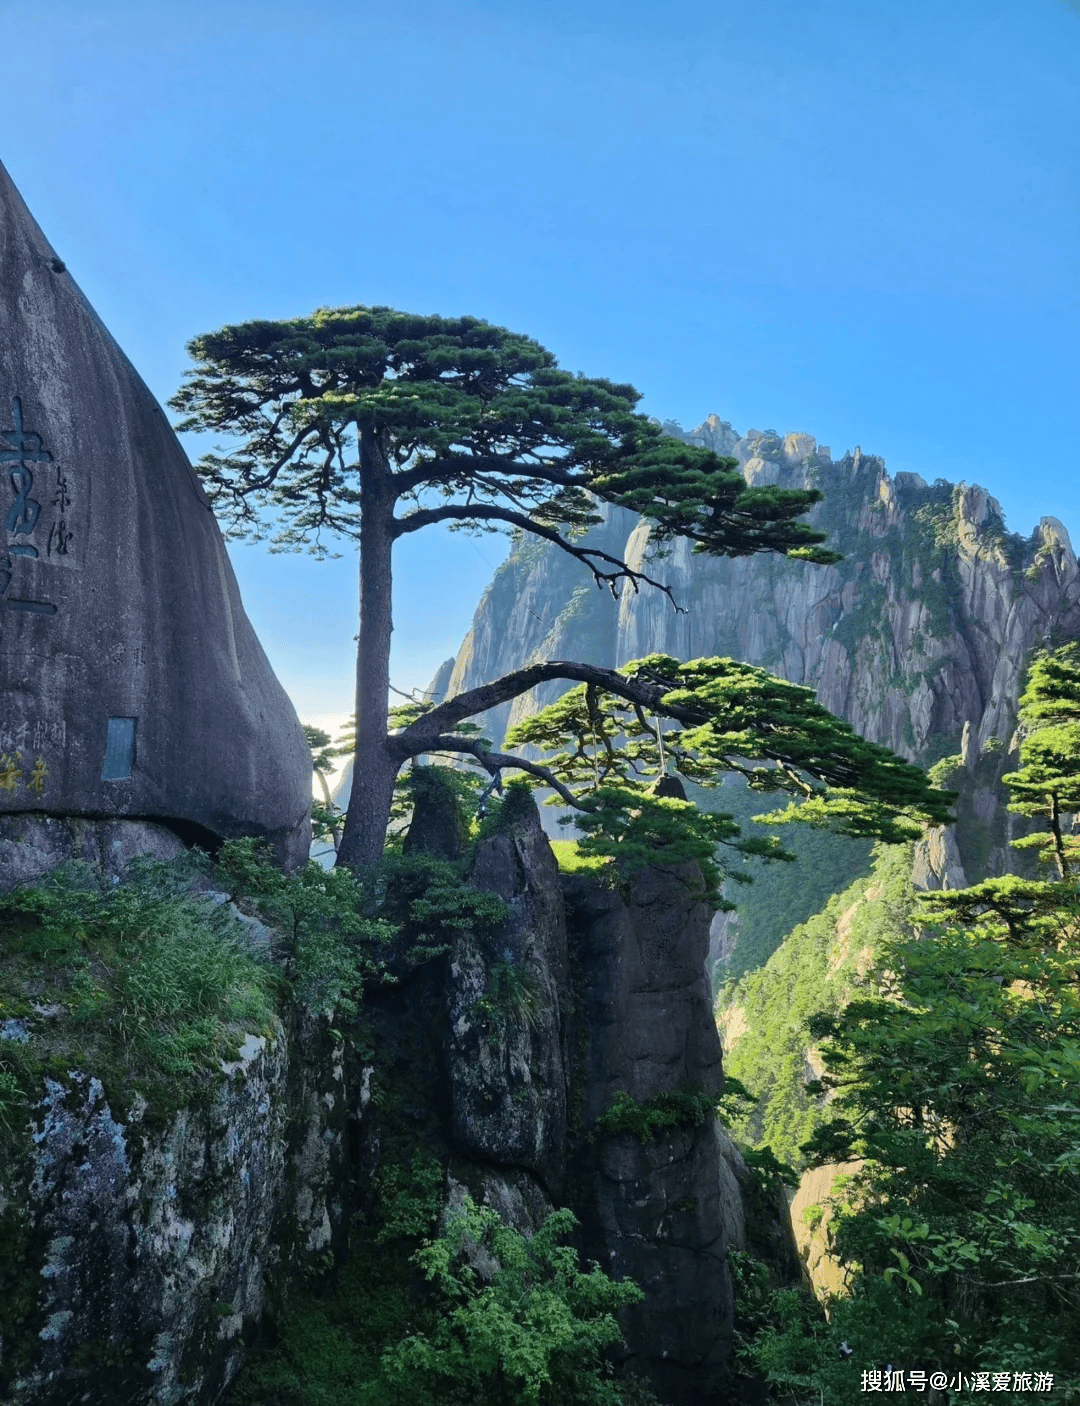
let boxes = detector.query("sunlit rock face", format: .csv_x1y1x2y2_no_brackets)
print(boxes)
440,416,1080,887
0,158,310,873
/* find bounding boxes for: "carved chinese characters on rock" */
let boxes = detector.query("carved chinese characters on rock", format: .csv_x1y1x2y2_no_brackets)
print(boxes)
1,397,64,616
0,719,65,801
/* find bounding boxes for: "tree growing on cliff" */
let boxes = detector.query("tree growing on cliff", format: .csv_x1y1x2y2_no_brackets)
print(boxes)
172,306,945,867
740,646,1080,1399
488,654,954,901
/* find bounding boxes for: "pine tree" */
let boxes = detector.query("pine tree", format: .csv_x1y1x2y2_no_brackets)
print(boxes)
170,307,844,866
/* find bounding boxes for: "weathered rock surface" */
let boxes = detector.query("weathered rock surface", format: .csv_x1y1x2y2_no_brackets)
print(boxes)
417,782,791,1403
1,1011,351,1406
0,815,187,894
788,1160,865,1298
0,157,310,873
2,781,798,1405
447,798,571,1195
562,860,734,1406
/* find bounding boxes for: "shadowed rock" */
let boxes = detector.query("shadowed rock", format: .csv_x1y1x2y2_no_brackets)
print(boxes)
0,159,310,875
446,793,571,1196
402,765,470,860
563,859,734,1406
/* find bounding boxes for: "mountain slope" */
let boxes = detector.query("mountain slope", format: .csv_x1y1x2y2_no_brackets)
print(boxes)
439,416,1080,943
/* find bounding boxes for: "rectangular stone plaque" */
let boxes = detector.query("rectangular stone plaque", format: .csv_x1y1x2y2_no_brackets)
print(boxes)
102,717,136,781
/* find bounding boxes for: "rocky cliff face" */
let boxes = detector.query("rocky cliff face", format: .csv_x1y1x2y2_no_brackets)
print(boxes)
562,862,734,1403
0,158,312,876
438,791,789,1403
441,415,1080,890
1,1008,352,1406
2,787,790,1405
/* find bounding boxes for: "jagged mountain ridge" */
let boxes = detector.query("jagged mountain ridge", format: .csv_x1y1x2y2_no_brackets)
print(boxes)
439,414,1080,887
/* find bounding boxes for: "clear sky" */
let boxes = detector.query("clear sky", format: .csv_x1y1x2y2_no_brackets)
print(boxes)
5,0,1078,762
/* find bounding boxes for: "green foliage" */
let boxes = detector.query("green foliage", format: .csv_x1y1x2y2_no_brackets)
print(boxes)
548,840,609,875
718,843,918,1171
304,724,345,848
1002,643,1080,878
476,960,546,1037
215,839,396,1017
170,306,835,565
505,654,951,907
372,1157,445,1245
0,1057,25,1127
171,307,850,865
741,647,1080,1399
687,775,873,982
0,854,277,1088
379,1198,643,1406
304,724,338,777
228,1175,644,1406
360,850,509,964
216,839,510,1002
389,761,487,848
509,655,953,841
569,785,752,905
928,751,965,790
595,1086,719,1143
757,901,1080,1398
473,776,538,839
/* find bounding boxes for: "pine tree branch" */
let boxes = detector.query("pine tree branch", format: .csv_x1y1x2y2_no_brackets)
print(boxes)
389,662,696,761
392,453,588,495
391,503,683,604
424,734,588,811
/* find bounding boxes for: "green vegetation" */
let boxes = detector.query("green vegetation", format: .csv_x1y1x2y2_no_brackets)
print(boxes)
171,306,839,867
1002,643,1080,879
305,723,344,854
738,646,1080,1402
549,840,609,875
228,1155,647,1406
688,775,873,982
215,838,397,1017
0,812,516,1138
595,1087,720,1143
505,652,952,907
717,842,918,1173
0,853,290,1392
0,853,278,1111
379,1200,643,1405
475,959,546,1038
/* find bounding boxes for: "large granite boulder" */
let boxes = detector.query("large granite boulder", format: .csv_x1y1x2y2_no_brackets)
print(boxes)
0,158,310,873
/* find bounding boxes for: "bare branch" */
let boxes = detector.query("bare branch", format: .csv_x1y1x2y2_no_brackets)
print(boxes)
391,503,683,605
424,734,588,812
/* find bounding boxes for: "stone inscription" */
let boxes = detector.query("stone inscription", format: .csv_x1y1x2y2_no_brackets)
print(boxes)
0,719,66,751
0,752,49,796
0,720,65,801
0,396,66,616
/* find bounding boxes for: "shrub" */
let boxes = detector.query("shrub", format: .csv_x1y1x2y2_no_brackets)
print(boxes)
0,854,277,1082
596,1087,718,1143
377,1198,643,1406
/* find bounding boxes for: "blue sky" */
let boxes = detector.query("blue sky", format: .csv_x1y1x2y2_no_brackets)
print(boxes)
5,0,1078,757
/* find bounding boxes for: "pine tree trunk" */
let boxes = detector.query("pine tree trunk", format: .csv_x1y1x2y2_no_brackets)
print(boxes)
336,431,399,870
